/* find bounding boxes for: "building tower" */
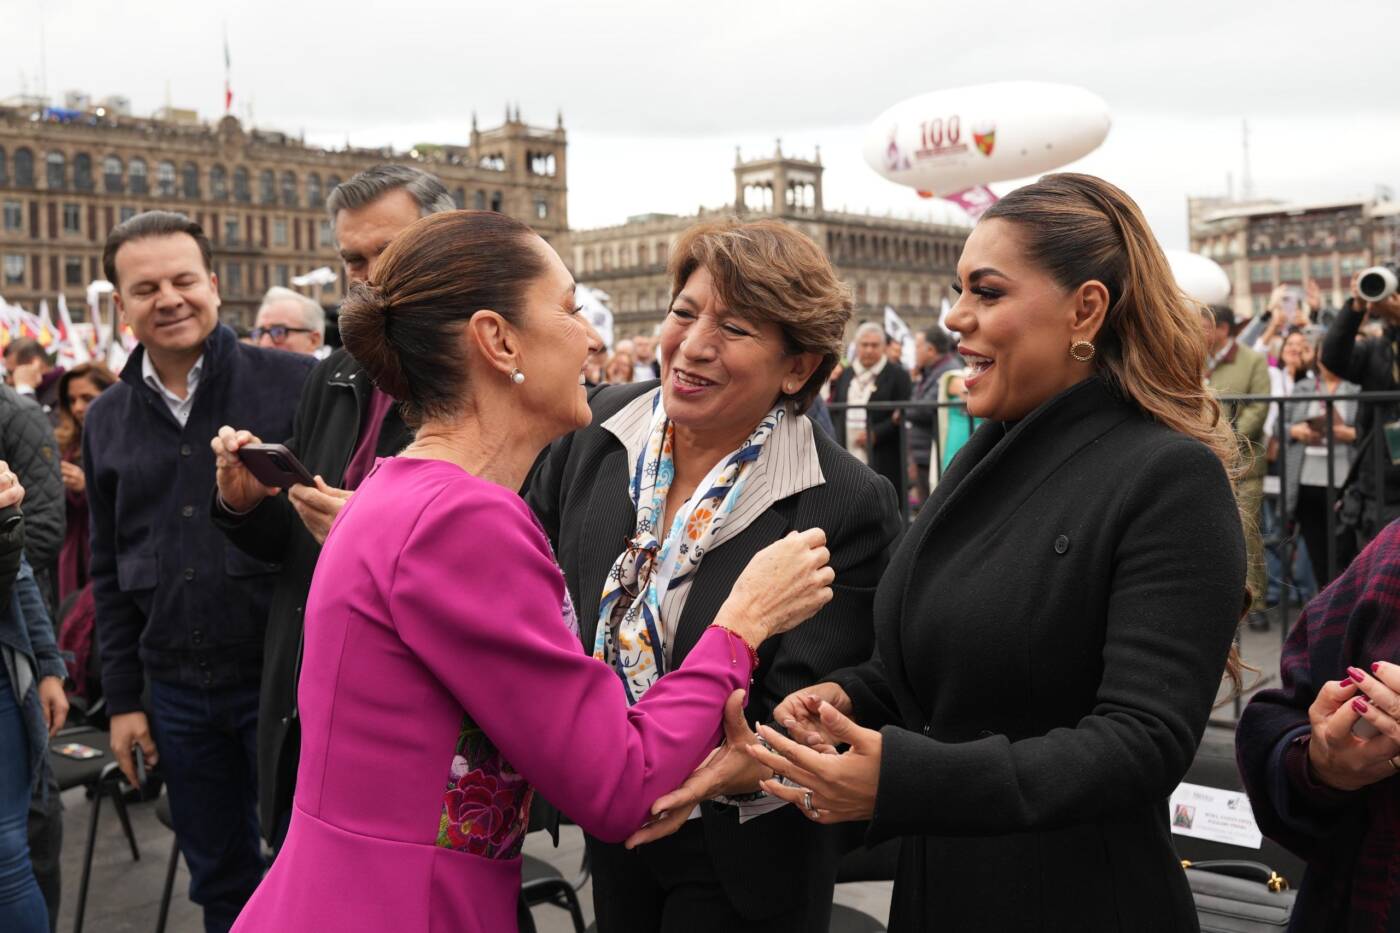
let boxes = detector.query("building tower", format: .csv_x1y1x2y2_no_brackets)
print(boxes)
734,141,823,217
469,106,568,237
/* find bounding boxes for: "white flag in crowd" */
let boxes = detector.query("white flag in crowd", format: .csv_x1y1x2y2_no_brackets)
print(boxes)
884,306,916,370
576,284,615,351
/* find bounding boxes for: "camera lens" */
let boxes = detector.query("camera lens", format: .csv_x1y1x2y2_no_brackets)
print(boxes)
1359,271,1386,300
1357,264,1399,302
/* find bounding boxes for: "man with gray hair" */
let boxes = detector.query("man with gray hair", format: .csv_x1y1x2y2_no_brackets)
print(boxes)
210,164,451,848
251,286,325,356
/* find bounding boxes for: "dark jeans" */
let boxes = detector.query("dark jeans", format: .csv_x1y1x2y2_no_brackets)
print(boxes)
588,819,831,932
0,661,48,933
1296,485,1358,588
148,678,263,933
25,771,61,933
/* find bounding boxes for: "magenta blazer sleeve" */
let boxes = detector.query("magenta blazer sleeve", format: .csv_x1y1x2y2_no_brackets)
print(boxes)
388,481,754,843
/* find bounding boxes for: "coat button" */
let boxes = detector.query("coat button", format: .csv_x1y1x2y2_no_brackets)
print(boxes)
1054,534,1070,555
183,567,196,581
180,444,193,456
191,630,203,645
181,505,194,518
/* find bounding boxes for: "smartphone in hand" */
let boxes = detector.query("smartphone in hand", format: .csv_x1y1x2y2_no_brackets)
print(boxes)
132,743,148,788
238,443,317,489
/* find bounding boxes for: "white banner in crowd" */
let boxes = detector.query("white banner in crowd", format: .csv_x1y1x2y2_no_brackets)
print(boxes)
55,295,90,367
884,305,916,370
291,267,338,289
576,284,615,350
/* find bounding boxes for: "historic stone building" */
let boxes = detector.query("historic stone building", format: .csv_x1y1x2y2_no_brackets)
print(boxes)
1189,195,1399,320
566,146,969,336
0,98,567,328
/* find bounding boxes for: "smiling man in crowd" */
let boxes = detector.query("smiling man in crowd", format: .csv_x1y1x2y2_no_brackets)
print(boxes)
84,211,313,932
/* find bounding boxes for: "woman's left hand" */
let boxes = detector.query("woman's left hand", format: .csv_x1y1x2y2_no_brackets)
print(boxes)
745,700,882,824
38,676,68,737
624,690,772,849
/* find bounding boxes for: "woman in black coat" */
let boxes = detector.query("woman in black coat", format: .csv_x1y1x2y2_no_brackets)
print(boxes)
526,219,903,931
749,174,1249,932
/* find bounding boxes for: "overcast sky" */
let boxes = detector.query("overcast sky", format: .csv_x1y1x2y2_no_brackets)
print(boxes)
7,0,1399,249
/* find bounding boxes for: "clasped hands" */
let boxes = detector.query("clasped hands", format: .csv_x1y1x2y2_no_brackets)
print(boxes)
211,426,351,544
1307,660,1400,792
625,682,883,848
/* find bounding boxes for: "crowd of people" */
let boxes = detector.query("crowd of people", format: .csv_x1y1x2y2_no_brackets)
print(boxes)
0,159,1393,933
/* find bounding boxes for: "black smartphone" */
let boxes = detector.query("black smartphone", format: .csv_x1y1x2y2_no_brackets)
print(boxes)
238,443,316,488
132,743,147,788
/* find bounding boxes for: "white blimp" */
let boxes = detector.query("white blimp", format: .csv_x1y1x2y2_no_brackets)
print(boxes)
1164,249,1232,306
863,81,1112,198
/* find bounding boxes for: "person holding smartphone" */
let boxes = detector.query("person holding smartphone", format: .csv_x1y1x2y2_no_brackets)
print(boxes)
1284,338,1360,586
209,165,449,852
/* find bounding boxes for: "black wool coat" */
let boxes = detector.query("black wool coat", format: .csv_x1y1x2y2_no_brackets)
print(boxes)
212,347,413,845
831,377,1246,933
831,362,913,497
526,382,903,923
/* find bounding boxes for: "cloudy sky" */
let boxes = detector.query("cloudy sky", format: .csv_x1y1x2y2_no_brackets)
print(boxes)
7,0,1398,248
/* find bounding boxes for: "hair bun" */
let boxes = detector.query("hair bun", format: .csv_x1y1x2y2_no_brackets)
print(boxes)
339,280,411,400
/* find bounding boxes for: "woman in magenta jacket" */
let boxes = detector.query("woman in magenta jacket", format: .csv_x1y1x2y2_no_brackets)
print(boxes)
216,210,833,933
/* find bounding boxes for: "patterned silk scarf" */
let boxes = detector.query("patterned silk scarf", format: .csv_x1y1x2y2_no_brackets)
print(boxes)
595,395,784,704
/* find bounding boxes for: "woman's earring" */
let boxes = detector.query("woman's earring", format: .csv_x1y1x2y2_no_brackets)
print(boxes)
1069,340,1096,363
511,368,526,385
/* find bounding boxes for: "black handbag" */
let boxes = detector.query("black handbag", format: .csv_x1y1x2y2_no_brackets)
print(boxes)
1183,859,1295,932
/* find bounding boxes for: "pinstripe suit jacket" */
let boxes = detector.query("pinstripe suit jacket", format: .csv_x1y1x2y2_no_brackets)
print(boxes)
526,381,902,920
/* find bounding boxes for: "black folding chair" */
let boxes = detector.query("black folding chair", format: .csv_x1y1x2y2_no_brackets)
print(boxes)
521,849,588,933
48,726,140,933
154,793,182,933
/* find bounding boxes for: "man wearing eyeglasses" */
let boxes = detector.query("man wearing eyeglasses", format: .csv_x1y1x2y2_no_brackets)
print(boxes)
251,287,324,356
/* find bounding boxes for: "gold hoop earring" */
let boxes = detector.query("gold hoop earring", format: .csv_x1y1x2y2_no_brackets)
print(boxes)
1069,340,1096,363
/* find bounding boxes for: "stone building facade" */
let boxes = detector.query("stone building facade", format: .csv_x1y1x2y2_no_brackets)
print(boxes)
566,147,969,337
1189,195,1399,320
0,99,567,329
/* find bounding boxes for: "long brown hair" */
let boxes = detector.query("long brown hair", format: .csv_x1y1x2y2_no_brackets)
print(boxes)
983,173,1248,693
55,362,118,458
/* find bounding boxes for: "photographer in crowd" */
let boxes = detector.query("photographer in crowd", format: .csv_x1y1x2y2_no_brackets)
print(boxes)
1321,263,1400,549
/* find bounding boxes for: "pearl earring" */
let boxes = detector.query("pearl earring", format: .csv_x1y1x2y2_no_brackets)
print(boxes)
511,369,526,385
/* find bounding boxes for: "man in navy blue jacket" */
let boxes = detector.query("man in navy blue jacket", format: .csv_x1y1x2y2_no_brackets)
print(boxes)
84,212,313,932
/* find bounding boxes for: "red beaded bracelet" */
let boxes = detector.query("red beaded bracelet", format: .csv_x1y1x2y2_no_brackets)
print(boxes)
709,622,761,670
